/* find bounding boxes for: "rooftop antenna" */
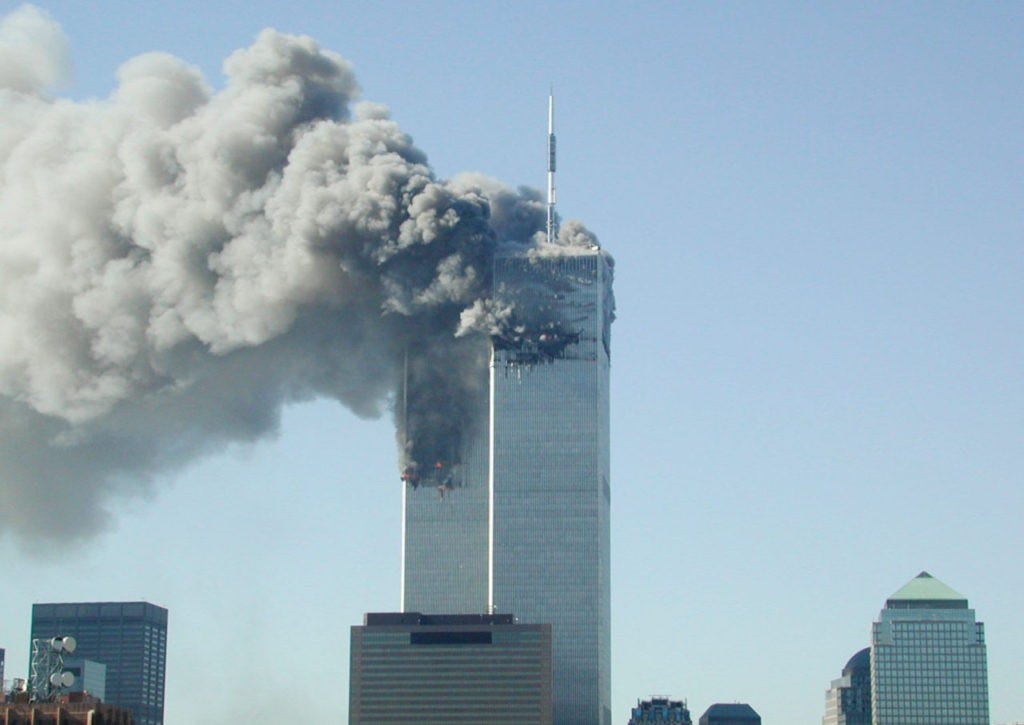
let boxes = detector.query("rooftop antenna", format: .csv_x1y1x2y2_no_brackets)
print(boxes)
546,88,557,243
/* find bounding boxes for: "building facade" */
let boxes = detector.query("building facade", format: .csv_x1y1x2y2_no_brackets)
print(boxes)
823,647,871,725
698,703,761,725
349,612,552,724
870,572,989,724
402,247,613,725
30,602,167,725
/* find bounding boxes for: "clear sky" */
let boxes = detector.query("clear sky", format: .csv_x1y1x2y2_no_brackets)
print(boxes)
0,1,1021,722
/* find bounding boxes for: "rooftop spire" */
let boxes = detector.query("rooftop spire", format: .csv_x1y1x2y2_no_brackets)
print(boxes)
546,88,557,243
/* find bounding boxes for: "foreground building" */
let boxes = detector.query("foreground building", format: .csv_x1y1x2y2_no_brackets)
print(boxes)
0,699,134,724
349,612,552,724
870,572,989,724
30,602,167,725
402,98,613,724
823,647,871,725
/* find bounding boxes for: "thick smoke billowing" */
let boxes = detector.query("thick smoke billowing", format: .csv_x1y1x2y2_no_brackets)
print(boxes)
0,5,603,543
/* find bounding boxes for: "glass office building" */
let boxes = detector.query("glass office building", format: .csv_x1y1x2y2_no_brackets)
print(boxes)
823,647,871,725
870,572,989,724
402,247,613,725
30,602,167,725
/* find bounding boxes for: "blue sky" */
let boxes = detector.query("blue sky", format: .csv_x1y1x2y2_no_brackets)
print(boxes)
0,1,1021,722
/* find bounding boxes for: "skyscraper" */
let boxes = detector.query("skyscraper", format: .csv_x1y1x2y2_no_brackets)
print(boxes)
870,572,989,724
401,98,613,725
30,602,168,725
823,647,871,725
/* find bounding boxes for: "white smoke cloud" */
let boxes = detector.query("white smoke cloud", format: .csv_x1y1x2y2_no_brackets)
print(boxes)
0,5,601,544
0,4,69,94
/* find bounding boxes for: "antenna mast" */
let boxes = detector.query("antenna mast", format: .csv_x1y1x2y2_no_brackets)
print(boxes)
546,90,557,243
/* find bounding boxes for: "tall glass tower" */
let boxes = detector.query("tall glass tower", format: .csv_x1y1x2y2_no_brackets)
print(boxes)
870,572,989,724
402,246,613,725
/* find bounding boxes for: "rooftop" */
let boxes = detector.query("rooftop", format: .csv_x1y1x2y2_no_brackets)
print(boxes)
885,571,969,609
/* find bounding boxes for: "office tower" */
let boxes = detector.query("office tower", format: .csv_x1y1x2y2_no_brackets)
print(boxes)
629,697,693,724
31,602,167,725
823,647,871,725
698,703,761,725
1,647,5,692
870,571,989,724
402,98,613,725
349,612,553,724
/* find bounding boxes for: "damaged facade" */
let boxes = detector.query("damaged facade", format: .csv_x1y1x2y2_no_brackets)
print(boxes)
402,244,613,725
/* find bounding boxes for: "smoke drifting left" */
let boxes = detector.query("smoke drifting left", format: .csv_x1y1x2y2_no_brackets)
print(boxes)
0,5,600,543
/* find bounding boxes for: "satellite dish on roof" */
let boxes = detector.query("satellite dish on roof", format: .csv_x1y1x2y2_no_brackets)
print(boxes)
61,636,77,653
50,637,63,652
61,671,75,688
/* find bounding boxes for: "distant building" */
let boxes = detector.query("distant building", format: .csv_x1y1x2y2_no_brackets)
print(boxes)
629,696,692,723
823,647,871,724
698,703,761,725
31,602,167,725
1,646,5,692
350,612,552,724
871,571,989,724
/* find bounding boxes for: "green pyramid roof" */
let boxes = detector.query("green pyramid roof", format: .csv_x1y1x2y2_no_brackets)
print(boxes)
887,571,967,604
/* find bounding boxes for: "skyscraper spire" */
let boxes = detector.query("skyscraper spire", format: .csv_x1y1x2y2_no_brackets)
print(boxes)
546,89,557,243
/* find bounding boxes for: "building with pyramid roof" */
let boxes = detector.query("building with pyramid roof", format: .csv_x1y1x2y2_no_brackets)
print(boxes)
870,572,989,724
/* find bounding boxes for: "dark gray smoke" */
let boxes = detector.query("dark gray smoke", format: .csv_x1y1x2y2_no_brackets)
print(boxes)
0,5,603,543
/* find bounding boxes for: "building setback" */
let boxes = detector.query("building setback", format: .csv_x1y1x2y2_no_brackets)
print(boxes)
823,647,871,725
349,612,552,724
870,572,989,724
30,602,167,725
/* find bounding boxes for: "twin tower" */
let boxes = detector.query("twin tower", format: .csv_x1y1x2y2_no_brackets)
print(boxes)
401,240,614,725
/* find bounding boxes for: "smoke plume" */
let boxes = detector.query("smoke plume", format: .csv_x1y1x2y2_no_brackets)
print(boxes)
0,5,603,543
